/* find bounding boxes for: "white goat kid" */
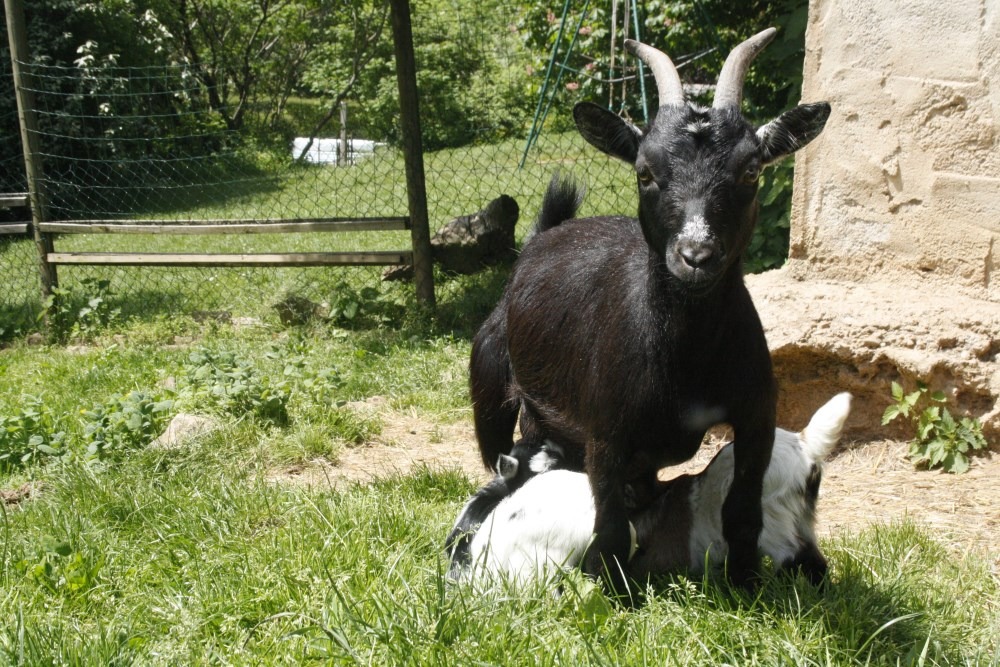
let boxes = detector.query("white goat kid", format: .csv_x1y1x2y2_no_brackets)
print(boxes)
457,393,852,586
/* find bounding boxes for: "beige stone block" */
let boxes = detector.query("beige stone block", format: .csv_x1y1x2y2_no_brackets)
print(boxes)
806,0,983,83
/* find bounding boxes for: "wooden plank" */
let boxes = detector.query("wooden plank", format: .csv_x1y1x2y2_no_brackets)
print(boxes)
39,217,410,235
47,251,412,267
0,193,29,208
0,223,29,235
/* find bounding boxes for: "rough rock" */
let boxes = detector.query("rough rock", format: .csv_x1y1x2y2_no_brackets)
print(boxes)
383,194,519,280
747,269,1000,444
1,482,39,506
151,413,220,450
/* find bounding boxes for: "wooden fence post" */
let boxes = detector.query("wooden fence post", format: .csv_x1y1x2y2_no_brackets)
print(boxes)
4,0,57,303
388,0,435,308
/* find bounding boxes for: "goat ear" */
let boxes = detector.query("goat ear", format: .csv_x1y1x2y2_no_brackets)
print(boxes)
756,102,831,165
497,453,519,480
573,102,642,164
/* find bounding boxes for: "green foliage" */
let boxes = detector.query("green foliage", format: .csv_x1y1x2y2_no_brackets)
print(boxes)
41,278,121,342
354,0,536,149
326,281,402,326
519,0,808,119
266,333,344,405
178,347,291,425
81,390,175,462
0,397,66,471
16,540,105,600
882,382,988,474
746,159,794,273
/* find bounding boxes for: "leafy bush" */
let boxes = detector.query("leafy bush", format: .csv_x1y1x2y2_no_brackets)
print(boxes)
882,382,988,474
179,347,291,425
746,159,795,273
81,391,175,462
41,278,120,342
327,282,403,326
0,397,66,470
267,335,343,406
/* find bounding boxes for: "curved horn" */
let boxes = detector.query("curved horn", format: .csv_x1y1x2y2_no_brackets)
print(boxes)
713,27,777,109
624,39,685,107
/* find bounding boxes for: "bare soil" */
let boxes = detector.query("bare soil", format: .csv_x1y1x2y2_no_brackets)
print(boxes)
268,403,1000,578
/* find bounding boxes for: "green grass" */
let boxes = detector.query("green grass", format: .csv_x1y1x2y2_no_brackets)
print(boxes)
1,317,998,665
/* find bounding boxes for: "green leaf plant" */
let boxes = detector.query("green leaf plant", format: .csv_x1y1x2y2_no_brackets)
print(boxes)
882,381,987,474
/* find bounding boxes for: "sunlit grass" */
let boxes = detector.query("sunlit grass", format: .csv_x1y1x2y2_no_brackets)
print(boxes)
1,316,998,665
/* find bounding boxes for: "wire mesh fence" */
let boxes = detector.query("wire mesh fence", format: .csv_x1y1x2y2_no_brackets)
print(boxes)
1,0,642,341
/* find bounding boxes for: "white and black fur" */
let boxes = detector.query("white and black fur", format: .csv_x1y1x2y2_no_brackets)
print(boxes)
452,393,851,586
444,439,572,574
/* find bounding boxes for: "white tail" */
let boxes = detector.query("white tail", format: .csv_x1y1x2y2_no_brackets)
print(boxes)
799,393,852,464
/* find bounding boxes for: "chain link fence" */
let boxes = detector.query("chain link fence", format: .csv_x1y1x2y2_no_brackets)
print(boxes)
1,1,639,341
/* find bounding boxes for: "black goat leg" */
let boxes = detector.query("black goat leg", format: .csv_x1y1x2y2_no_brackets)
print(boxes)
581,444,639,603
721,422,773,589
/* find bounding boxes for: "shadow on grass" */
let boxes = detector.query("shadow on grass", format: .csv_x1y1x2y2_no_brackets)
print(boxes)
11,257,514,345
0,301,42,343
428,264,512,339
641,560,977,665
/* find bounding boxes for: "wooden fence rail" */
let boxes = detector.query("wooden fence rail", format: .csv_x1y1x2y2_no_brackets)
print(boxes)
4,0,435,315
36,217,413,268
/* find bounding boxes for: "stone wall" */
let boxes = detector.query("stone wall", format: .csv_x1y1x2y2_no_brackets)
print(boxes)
788,0,999,303
750,0,1000,443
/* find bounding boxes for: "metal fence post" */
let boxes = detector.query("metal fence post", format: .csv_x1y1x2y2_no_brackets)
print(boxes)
4,0,57,304
389,0,435,308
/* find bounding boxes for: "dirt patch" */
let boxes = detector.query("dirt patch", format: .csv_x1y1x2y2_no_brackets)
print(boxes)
267,408,1000,577
266,404,487,490
1,482,40,506
819,440,999,562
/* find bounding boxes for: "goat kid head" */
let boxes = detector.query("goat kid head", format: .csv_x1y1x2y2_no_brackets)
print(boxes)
573,28,830,292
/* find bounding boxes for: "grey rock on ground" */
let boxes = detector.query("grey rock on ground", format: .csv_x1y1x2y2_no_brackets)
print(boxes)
151,413,220,450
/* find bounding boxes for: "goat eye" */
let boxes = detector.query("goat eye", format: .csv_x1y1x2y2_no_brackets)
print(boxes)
741,166,760,185
637,167,654,185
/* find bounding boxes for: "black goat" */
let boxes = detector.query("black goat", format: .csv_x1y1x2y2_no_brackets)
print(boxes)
468,28,830,593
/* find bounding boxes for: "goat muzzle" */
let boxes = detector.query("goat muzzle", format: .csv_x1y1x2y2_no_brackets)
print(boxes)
678,239,716,270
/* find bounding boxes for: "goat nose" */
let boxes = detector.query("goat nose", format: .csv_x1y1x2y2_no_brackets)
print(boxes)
678,241,715,269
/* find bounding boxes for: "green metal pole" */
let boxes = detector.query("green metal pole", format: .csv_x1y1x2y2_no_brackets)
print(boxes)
519,0,572,169
535,0,591,133
630,0,648,123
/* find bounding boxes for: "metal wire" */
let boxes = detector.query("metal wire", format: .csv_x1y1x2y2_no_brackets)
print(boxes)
1,5,638,341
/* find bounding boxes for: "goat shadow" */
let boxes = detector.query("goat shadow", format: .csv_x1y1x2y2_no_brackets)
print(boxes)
633,568,967,663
